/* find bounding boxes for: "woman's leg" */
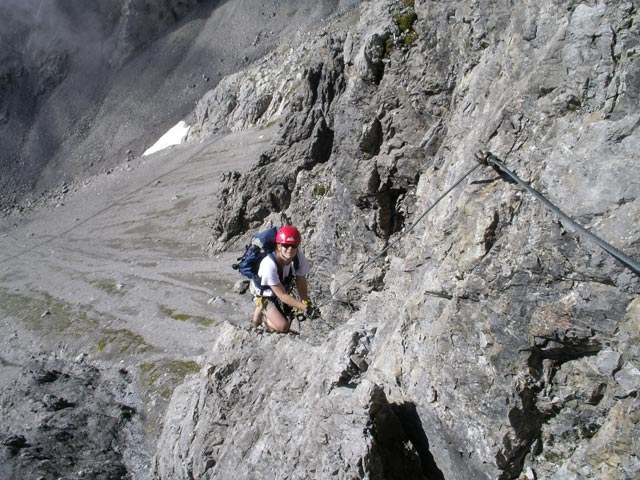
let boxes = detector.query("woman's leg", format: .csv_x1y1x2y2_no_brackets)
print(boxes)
263,303,290,332
252,307,262,327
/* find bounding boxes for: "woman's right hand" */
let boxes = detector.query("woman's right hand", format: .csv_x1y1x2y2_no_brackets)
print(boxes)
304,300,318,319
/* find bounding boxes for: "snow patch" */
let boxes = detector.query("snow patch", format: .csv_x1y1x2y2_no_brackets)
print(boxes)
143,121,190,156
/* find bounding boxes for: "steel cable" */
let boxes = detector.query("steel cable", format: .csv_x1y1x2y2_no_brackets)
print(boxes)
316,153,639,313
487,155,640,276
317,162,481,308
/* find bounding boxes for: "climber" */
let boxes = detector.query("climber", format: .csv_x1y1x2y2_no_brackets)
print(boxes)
250,225,316,332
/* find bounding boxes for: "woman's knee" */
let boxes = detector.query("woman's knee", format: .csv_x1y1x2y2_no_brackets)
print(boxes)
265,308,289,332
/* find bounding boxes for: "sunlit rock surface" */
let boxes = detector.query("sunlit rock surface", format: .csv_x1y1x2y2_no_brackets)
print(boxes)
1,1,638,479
157,1,640,479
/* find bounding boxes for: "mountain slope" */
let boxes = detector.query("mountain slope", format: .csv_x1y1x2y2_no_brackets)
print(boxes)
0,0,350,203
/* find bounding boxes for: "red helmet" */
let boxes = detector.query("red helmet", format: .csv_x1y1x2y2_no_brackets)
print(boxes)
276,226,301,245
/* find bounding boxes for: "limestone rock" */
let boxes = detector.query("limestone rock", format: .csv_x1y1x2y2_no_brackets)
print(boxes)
595,350,622,377
233,280,250,294
164,0,640,479
2,0,638,479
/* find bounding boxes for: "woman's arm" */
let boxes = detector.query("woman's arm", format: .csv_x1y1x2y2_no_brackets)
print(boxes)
296,275,308,302
271,283,307,311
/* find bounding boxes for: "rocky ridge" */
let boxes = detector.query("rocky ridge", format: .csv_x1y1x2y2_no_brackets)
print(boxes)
155,1,640,479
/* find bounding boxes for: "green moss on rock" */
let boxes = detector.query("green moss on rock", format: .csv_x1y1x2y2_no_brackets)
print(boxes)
140,359,200,399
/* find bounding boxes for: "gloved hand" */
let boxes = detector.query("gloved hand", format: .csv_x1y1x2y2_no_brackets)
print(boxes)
303,300,318,319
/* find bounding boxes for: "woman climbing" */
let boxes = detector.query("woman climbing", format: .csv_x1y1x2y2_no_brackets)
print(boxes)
250,225,316,332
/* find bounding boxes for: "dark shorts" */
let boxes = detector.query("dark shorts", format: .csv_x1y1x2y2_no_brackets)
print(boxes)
250,283,278,312
250,283,292,317
253,294,278,312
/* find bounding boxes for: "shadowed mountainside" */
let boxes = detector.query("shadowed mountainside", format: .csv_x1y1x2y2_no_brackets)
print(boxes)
0,0,351,207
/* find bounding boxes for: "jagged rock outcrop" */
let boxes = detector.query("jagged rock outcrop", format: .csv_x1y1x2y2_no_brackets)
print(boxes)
155,1,640,479
154,323,427,479
190,32,346,247
0,354,145,480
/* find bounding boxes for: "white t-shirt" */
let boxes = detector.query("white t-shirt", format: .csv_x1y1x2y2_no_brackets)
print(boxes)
254,250,311,297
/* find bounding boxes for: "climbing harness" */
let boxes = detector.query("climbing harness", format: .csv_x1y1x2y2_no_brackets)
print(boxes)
480,152,640,276
317,162,481,308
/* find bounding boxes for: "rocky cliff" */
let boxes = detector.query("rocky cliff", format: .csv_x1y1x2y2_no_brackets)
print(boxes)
155,1,640,479
1,0,638,479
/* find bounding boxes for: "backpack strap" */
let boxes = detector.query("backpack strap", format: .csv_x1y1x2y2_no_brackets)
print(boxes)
282,254,299,293
264,251,289,284
257,252,299,294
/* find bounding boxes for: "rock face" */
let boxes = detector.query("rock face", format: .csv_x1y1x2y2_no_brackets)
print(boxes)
0,354,144,480
1,0,638,479
155,1,640,479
